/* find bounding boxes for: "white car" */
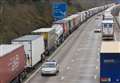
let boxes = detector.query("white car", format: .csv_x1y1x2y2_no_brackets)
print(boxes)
41,60,59,76
94,22,102,33
94,27,101,33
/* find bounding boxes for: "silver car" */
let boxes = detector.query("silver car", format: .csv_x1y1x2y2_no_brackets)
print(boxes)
41,60,59,76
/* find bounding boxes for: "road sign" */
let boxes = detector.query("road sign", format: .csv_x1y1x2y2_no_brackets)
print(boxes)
52,2,68,21
113,0,120,3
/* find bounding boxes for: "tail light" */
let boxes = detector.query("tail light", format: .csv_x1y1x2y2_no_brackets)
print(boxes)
101,77,111,82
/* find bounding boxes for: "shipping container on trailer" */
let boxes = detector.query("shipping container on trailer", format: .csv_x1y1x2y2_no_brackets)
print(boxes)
12,35,45,68
77,12,82,23
100,42,120,83
54,19,70,37
104,13,113,20
32,28,57,54
51,24,64,45
63,17,74,33
102,20,114,40
69,14,80,29
111,4,120,16
0,44,26,83
80,11,86,22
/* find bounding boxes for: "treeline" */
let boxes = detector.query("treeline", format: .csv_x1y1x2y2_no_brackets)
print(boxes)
0,0,52,44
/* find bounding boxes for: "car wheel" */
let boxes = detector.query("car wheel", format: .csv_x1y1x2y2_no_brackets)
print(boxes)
41,73,45,76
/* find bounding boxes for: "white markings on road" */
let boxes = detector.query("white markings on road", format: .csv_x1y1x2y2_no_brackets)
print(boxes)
97,58,99,62
61,76,65,80
72,59,74,62
24,67,41,83
96,66,99,70
66,66,70,70
77,48,81,52
94,75,97,79
75,52,80,56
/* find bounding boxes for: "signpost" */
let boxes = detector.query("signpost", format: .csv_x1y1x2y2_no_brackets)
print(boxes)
113,0,120,3
52,2,68,21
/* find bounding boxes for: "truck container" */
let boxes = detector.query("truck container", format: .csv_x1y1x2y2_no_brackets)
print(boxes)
69,14,81,29
54,19,70,37
51,24,64,45
12,35,45,68
32,28,57,54
63,17,74,33
111,4,120,16
104,13,113,20
100,42,120,83
81,11,86,22
102,20,114,40
0,44,26,83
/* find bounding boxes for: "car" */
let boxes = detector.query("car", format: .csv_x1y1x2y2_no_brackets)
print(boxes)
41,60,59,76
94,22,102,33
94,27,101,33
95,17,99,20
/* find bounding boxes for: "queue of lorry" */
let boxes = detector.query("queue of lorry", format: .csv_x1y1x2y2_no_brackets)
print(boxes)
0,4,113,83
100,4,120,83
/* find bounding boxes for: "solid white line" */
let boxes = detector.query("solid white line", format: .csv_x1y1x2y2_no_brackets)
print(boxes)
24,66,42,83
72,59,74,62
94,75,97,79
66,66,70,70
61,76,65,80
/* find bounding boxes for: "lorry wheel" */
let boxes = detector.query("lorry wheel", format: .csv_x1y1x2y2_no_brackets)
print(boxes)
19,75,22,83
41,54,45,62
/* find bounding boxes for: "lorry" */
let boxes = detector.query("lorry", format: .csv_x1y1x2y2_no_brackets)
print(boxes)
100,42,120,83
102,20,114,40
103,13,113,20
0,44,26,83
12,35,45,68
51,24,64,46
32,28,57,55
53,19,70,38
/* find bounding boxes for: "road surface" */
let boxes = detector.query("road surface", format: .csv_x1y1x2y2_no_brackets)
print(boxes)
25,14,103,83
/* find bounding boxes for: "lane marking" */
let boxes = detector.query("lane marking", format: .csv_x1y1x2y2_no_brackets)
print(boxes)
24,67,42,83
94,75,97,79
72,59,74,62
66,66,70,70
61,76,65,80
97,58,99,62
96,66,99,70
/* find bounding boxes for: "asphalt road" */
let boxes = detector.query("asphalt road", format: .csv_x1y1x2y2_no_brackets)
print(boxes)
114,17,120,41
25,14,103,83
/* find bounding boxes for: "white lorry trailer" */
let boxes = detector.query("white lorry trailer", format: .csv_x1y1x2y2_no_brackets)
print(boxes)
32,28,57,55
12,35,45,68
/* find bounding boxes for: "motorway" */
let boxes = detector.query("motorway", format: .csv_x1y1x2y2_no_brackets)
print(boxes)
25,14,103,83
114,18,120,41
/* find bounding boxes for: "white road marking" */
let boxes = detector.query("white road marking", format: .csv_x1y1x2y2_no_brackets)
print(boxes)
97,58,99,62
72,59,74,62
77,48,81,52
96,66,99,70
94,75,97,79
24,67,41,83
66,66,70,70
61,76,65,80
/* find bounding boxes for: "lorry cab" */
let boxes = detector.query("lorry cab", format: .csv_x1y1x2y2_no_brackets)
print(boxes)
102,20,114,40
100,42,120,83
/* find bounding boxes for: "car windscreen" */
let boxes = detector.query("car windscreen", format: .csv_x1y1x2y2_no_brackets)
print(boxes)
103,23,112,28
42,63,56,68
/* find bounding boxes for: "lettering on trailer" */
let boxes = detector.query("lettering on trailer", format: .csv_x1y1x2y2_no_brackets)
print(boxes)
52,2,68,21
8,54,20,72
